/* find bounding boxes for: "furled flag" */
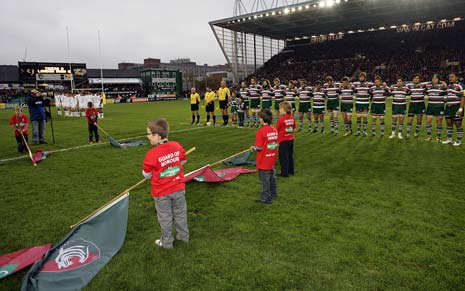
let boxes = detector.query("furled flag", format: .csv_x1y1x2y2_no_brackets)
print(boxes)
184,166,256,183
21,193,129,291
0,244,52,280
109,136,146,148
222,150,255,166
32,149,52,164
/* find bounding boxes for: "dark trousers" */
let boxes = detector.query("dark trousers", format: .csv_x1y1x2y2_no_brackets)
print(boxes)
278,140,294,176
15,134,28,153
88,124,99,142
258,169,277,202
238,112,245,126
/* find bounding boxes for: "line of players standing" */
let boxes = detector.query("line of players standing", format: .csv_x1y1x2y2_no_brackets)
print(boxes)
231,72,464,146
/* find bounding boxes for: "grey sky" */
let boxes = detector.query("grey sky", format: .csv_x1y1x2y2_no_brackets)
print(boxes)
0,0,243,68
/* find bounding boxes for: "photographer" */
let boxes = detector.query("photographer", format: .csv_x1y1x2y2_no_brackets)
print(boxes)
26,89,49,144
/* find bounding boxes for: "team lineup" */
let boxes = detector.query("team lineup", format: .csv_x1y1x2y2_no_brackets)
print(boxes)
190,73,465,146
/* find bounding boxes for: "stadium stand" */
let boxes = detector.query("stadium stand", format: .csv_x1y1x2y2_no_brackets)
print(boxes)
253,21,465,84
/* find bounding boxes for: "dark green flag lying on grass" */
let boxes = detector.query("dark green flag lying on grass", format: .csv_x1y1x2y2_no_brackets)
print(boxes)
21,193,129,291
109,136,147,148
223,150,255,166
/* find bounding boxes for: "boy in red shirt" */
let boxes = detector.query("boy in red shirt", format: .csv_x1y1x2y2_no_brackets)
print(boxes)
276,102,296,177
9,106,29,153
85,101,99,144
250,109,278,204
142,118,189,249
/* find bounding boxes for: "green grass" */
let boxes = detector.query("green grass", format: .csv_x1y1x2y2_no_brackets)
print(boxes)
1,101,465,290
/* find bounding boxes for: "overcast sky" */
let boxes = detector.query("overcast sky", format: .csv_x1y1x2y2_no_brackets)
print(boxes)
0,0,248,68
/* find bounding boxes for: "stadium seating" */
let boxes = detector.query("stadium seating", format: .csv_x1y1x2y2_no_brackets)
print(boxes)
254,22,465,84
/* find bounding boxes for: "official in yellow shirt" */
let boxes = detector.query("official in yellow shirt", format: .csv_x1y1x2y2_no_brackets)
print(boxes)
190,88,200,125
205,87,216,126
217,80,231,126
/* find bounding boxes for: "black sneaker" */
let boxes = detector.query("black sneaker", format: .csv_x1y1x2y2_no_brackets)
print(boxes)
39,141,47,144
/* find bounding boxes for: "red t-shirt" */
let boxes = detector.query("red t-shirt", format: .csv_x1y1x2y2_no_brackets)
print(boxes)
85,108,99,124
276,114,296,143
143,141,187,197
254,125,278,170
9,114,29,136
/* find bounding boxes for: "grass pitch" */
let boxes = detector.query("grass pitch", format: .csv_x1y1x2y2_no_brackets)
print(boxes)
1,101,465,290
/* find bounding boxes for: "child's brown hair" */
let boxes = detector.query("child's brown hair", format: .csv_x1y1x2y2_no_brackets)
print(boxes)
148,118,169,139
260,109,273,125
279,101,292,114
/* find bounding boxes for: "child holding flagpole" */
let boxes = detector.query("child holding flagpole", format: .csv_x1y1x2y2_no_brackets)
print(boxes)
250,109,279,204
142,118,189,249
9,105,29,153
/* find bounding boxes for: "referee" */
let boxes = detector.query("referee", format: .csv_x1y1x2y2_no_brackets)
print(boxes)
205,87,216,126
217,80,231,126
190,88,200,125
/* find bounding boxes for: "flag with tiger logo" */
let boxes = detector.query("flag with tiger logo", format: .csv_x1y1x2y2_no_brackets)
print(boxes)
21,194,129,291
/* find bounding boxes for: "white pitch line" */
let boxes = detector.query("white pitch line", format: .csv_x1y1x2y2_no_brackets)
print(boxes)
0,126,207,163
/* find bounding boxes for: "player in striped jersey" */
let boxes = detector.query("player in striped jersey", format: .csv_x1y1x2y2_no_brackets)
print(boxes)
340,77,355,136
324,76,340,135
389,77,410,139
297,80,313,132
353,72,373,136
406,73,427,138
369,76,390,137
230,90,239,127
425,74,447,142
312,80,326,133
442,72,465,146
273,78,286,117
239,81,250,127
285,81,297,116
249,77,262,128
261,79,273,111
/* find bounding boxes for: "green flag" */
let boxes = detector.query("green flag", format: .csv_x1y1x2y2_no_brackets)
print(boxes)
223,150,255,166
21,194,129,291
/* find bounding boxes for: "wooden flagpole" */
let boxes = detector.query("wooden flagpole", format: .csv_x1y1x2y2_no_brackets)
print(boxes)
70,147,196,228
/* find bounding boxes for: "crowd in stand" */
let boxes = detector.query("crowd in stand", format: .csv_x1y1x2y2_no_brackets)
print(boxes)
254,23,465,85
0,89,27,103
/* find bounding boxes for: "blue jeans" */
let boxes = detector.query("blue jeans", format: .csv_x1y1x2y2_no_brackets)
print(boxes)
258,170,277,202
32,120,46,144
88,124,99,142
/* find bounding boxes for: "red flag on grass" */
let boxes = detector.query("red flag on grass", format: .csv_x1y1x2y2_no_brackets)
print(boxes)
0,244,52,280
184,166,256,183
32,149,52,164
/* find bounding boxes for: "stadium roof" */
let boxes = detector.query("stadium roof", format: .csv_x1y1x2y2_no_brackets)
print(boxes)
210,0,465,39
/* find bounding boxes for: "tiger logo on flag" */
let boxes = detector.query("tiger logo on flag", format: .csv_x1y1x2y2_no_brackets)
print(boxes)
40,238,101,272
